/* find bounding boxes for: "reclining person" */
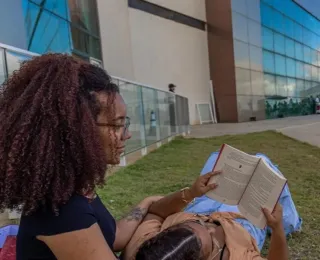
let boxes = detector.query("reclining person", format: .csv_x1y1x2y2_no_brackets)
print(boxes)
123,171,289,260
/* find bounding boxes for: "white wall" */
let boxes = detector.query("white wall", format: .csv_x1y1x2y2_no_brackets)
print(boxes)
97,0,210,124
145,0,207,21
128,9,210,124
96,0,135,79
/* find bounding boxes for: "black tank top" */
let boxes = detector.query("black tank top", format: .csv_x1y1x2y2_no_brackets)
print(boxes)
16,194,116,259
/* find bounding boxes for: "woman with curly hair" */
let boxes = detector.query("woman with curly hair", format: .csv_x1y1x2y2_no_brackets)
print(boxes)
0,54,218,260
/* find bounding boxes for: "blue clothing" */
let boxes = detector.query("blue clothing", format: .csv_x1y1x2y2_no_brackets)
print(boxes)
16,194,116,260
184,152,302,250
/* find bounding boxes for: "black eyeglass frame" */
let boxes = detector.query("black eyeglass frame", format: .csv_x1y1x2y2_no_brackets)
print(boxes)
96,116,130,138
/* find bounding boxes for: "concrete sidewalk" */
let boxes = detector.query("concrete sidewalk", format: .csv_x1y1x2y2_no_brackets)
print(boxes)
190,115,320,147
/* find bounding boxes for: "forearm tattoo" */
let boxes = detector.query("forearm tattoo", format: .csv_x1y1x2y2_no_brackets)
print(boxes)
124,207,147,222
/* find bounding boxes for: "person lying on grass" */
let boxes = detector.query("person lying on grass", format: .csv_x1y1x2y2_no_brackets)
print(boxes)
122,171,289,260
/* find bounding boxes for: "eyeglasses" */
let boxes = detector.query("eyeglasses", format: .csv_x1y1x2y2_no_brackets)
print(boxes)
96,116,130,139
185,219,223,260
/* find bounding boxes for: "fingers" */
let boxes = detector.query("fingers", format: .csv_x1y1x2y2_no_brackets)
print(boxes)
262,207,273,222
209,183,218,189
274,202,282,212
202,170,222,180
204,183,218,193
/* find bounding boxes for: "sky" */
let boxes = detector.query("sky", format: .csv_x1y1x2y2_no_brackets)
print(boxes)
294,0,320,19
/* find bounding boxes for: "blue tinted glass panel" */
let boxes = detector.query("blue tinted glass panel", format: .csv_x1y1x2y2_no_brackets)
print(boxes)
231,0,246,16
314,35,320,52
44,0,69,19
303,46,311,64
299,8,309,26
293,22,303,42
28,9,72,54
25,2,72,54
304,15,317,35
296,61,304,79
29,0,42,4
310,32,317,50
286,58,295,77
23,2,40,40
311,50,318,67
261,3,273,29
274,0,288,14
28,0,69,19
275,54,286,76
287,78,296,97
246,0,261,22
262,27,273,51
249,45,263,71
305,81,311,91
276,76,287,97
284,17,294,39
312,66,318,81
273,10,284,34
316,20,320,36
234,40,250,69
263,50,275,73
296,79,305,97
262,0,274,7
248,20,261,47
285,1,301,21
274,33,285,54
295,42,303,61
285,38,295,58
232,12,248,43
303,29,312,48
304,64,311,80
263,73,276,96
311,82,319,93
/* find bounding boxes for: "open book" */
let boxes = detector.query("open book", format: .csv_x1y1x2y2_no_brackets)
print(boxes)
206,144,287,229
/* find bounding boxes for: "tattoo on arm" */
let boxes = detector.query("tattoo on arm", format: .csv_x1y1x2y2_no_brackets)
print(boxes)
124,207,147,222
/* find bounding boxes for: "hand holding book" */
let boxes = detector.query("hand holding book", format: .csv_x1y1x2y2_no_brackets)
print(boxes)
206,144,287,229
262,203,284,230
189,170,221,198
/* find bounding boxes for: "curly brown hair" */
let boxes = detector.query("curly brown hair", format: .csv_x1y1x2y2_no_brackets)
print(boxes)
0,53,119,215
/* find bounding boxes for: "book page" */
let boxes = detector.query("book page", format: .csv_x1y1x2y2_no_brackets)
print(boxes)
206,145,260,205
238,159,287,229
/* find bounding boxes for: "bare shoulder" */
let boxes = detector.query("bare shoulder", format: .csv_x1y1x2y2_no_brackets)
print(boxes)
38,223,117,260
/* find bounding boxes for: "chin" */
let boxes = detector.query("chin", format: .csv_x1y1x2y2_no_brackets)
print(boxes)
106,156,121,165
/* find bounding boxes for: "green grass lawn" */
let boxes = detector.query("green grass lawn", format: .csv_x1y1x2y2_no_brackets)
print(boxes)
98,131,320,260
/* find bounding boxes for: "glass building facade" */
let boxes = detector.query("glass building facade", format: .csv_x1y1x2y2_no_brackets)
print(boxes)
0,0,102,62
231,0,320,121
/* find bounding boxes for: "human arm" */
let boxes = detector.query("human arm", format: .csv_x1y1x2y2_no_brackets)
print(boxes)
148,171,220,219
263,203,289,260
113,196,163,252
39,223,118,260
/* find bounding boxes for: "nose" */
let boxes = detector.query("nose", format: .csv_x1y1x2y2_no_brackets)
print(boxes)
124,129,132,140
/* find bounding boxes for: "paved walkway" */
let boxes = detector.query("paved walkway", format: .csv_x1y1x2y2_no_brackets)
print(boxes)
190,115,320,147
